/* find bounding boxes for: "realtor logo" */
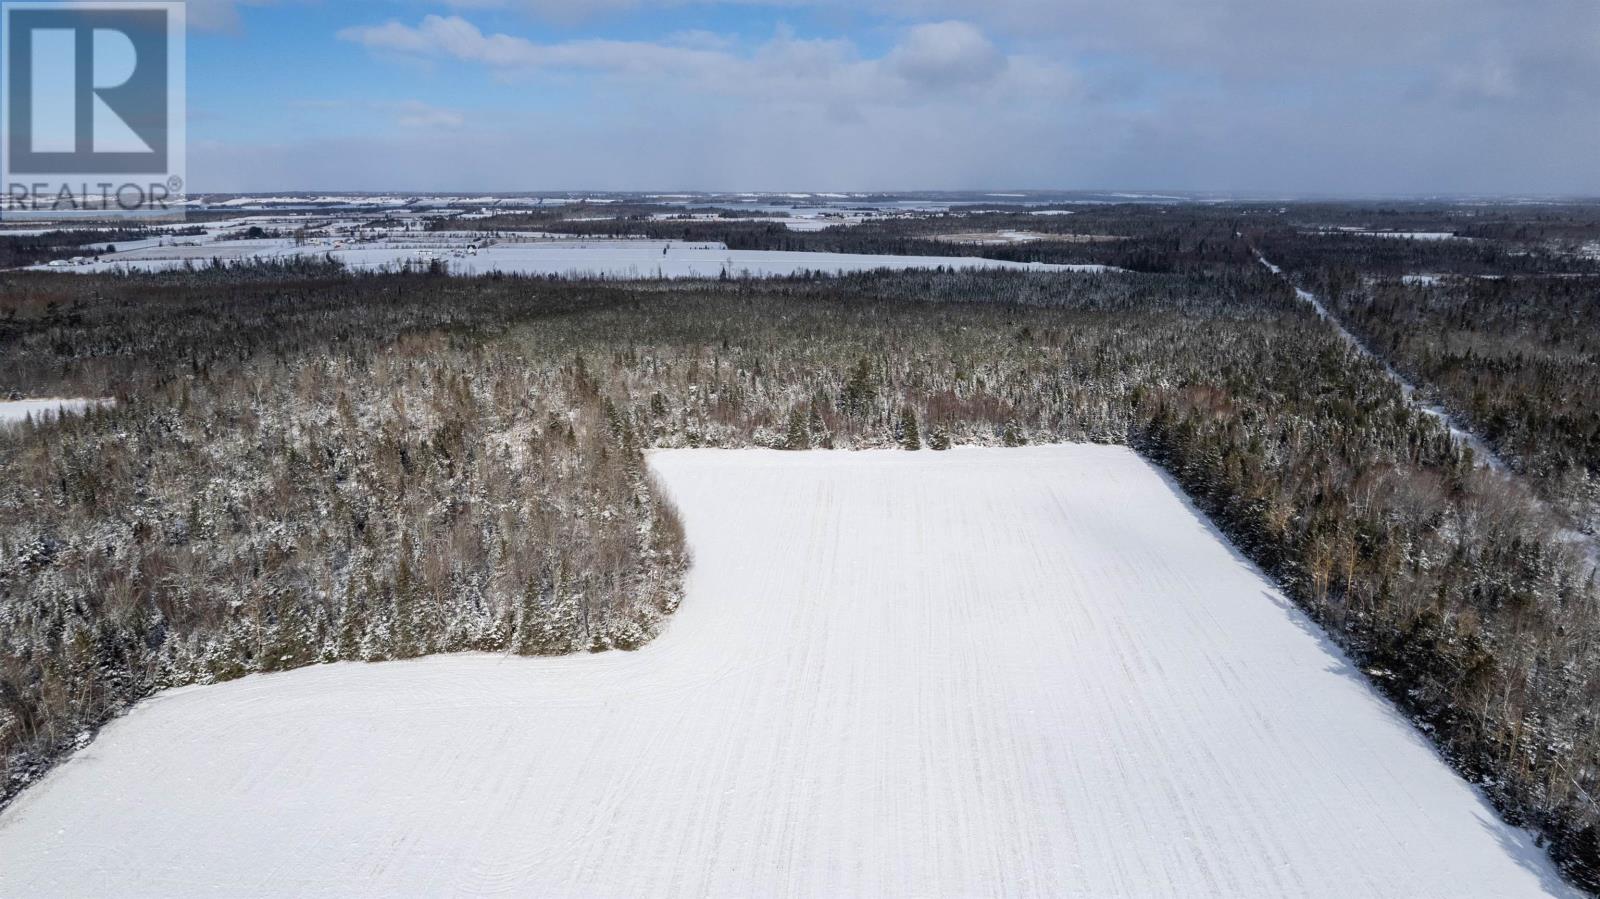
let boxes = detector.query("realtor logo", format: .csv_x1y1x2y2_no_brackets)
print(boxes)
2,1,186,219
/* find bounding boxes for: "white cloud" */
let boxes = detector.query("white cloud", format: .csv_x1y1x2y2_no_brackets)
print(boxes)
338,14,1072,111
438,0,639,21
887,21,1004,88
290,98,467,130
184,0,281,33
417,0,1600,106
386,99,467,128
190,0,1600,194
341,16,730,80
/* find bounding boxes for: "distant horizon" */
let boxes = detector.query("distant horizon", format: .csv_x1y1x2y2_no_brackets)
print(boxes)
178,189,1600,203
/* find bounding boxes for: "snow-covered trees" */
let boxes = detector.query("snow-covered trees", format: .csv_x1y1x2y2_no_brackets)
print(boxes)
899,407,921,451
1303,270,1600,533
842,358,876,420
784,408,810,451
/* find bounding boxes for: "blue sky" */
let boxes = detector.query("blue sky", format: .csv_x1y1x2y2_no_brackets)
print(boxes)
177,0,1600,195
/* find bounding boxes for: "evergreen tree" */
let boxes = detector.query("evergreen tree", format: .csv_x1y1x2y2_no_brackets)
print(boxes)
807,406,827,444
843,358,876,418
785,408,810,450
900,407,921,451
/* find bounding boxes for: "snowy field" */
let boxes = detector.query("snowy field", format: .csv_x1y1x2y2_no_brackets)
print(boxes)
0,398,108,427
325,243,1100,279
1309,228,1463,241
0,447,1573,897
30,236,1106,280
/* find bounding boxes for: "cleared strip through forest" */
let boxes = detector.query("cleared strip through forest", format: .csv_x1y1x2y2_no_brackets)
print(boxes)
1256,253,1599,569
1256,253,1508,470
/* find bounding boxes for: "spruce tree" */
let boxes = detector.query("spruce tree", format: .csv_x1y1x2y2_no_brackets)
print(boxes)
844,358,876,418
901,407,921,451
785,408,810,450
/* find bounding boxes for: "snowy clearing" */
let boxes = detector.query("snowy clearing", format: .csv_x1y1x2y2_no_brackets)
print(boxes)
932,229,1052,245
30,237,1103,280
1310,229,1463,241
0,447,1572,897
1359,231,1461,240
0,398,109,427
934,230,1125,246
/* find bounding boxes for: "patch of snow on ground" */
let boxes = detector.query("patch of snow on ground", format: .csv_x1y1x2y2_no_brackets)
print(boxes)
0,447,1574,898
33,237,1109,279
0,398,109,427
1363,231,1460,240
1311,230,1463,241
933,230,1050,245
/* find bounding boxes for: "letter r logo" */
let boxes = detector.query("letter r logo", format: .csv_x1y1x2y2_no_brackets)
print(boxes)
3,2,182,175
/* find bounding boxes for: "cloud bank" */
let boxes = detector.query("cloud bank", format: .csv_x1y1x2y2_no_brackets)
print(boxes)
191,0,1600,194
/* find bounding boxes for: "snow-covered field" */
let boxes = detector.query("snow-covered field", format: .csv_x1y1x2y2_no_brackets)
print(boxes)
325,243,1098,279
933,229,1052,245
1360,231,1461,240
0,398,108,427
0,447,1572,897
935,230,1125,246
31,236,1105,280
1310,228,1463,241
